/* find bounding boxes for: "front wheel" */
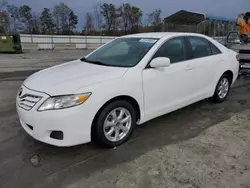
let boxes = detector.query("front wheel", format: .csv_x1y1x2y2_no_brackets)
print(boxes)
93,100,136,147
210,74,231,103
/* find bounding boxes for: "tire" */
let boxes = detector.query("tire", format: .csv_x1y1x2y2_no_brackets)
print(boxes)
93,100,136,148
210,73,231,103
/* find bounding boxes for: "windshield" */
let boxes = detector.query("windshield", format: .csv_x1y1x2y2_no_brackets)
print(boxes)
227,32,250,44
83,38,158,67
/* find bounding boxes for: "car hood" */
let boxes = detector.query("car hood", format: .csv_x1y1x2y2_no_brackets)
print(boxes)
24,59,128,95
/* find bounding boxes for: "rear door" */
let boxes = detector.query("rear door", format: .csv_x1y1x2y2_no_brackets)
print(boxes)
186,36,223,99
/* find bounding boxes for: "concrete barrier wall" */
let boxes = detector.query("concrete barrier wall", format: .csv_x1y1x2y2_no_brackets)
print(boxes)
20,34,226,50
20,34,117,50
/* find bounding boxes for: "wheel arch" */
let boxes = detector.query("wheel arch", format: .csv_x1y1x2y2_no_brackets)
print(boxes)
223,70,233,84
91,95,142,140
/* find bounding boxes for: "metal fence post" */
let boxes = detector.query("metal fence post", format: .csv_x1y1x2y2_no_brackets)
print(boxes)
31,34,33,43
85,33,87,50
51,35,54,49
209,21,211,37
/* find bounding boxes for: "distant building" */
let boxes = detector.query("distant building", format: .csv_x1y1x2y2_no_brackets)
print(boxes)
163,10,237,37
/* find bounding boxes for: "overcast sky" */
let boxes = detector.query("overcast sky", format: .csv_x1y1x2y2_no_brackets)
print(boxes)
6,0,249,27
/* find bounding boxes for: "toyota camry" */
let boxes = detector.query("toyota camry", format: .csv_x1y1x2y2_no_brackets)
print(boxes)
16,32,239,147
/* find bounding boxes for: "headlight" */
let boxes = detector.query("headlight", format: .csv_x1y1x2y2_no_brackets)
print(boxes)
38,93,91,111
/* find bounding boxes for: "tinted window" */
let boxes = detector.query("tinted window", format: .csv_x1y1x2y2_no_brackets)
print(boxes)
188,37,212,58
153,37,186,63
85,38,158,67
209,42,221,55
102,41,130,57
227,32,240,43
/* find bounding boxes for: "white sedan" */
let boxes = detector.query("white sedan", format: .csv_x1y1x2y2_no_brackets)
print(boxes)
16,32,239,147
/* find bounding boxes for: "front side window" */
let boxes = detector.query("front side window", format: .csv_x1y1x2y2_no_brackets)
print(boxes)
187,36,212,58
227,32,240,43
152,37,187,63
84,38,158,67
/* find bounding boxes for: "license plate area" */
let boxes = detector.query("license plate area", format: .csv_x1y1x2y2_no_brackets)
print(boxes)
240,63,250,69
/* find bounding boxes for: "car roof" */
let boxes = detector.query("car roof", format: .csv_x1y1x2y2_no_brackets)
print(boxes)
121,32,207,39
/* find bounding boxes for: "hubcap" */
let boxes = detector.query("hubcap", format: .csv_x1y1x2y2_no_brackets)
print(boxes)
103,107,132,142
217,78,229,99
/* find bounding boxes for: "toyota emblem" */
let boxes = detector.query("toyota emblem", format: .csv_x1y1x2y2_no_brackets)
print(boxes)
18,87,23,97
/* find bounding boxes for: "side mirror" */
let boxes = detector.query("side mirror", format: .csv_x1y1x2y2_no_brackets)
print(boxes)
150,57,171,68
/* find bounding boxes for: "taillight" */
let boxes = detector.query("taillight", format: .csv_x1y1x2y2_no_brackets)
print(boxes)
236,54,240,62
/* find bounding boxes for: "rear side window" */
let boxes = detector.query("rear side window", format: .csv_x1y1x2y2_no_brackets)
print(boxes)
187,36,212,58
209,42,221,55
152,37,187,63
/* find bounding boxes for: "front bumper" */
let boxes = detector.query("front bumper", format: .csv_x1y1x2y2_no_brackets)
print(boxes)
16,85,97,147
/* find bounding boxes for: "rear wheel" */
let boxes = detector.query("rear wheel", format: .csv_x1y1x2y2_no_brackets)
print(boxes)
93,100,136,147
211,74,231,103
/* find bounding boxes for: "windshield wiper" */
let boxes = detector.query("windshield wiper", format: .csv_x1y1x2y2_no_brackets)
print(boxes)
80,57,88,62
81,58,108,66
88,60,107,66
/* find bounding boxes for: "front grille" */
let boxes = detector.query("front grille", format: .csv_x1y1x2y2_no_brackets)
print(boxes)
239,50,250,54
19,93,42,111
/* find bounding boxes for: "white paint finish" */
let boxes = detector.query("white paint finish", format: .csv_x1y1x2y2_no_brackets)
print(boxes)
23,60,128,96
150,57,171,68
16,32,239,147
142,59,197,121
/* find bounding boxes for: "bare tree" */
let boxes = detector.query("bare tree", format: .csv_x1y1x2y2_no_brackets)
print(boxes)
53,3,71,34
40,8,55,34
93,2,102,30
129,6,142,29
0,0,8,33
117,3,142,32
84,12,94,34
53,3,77,35
0,11,9,33
7,4,21,33
0,0,7,11
69,11,78,34
19,5,33,33
117,3,130,32
148,9,162,27
31,12,41,34
101,3,116,32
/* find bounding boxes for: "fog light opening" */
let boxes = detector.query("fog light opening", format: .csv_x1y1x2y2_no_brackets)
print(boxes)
50,131,64,140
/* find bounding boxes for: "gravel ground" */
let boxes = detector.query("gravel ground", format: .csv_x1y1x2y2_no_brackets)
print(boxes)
68,109,250,188
0,50,91,72
0,50,250,188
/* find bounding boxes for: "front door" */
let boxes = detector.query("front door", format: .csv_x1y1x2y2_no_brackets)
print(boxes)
142,37,196,120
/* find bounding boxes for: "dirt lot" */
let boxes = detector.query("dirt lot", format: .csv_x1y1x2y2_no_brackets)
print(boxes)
0,50,250,188
0,50,91,72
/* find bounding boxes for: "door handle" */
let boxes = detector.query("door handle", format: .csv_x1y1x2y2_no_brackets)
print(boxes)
185,65,193,71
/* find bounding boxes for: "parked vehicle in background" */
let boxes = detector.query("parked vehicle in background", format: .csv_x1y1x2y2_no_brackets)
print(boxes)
16,32,239,148
224,31,250,72
0,34,22,53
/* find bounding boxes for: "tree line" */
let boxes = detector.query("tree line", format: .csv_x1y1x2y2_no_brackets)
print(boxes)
0,0,162,35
